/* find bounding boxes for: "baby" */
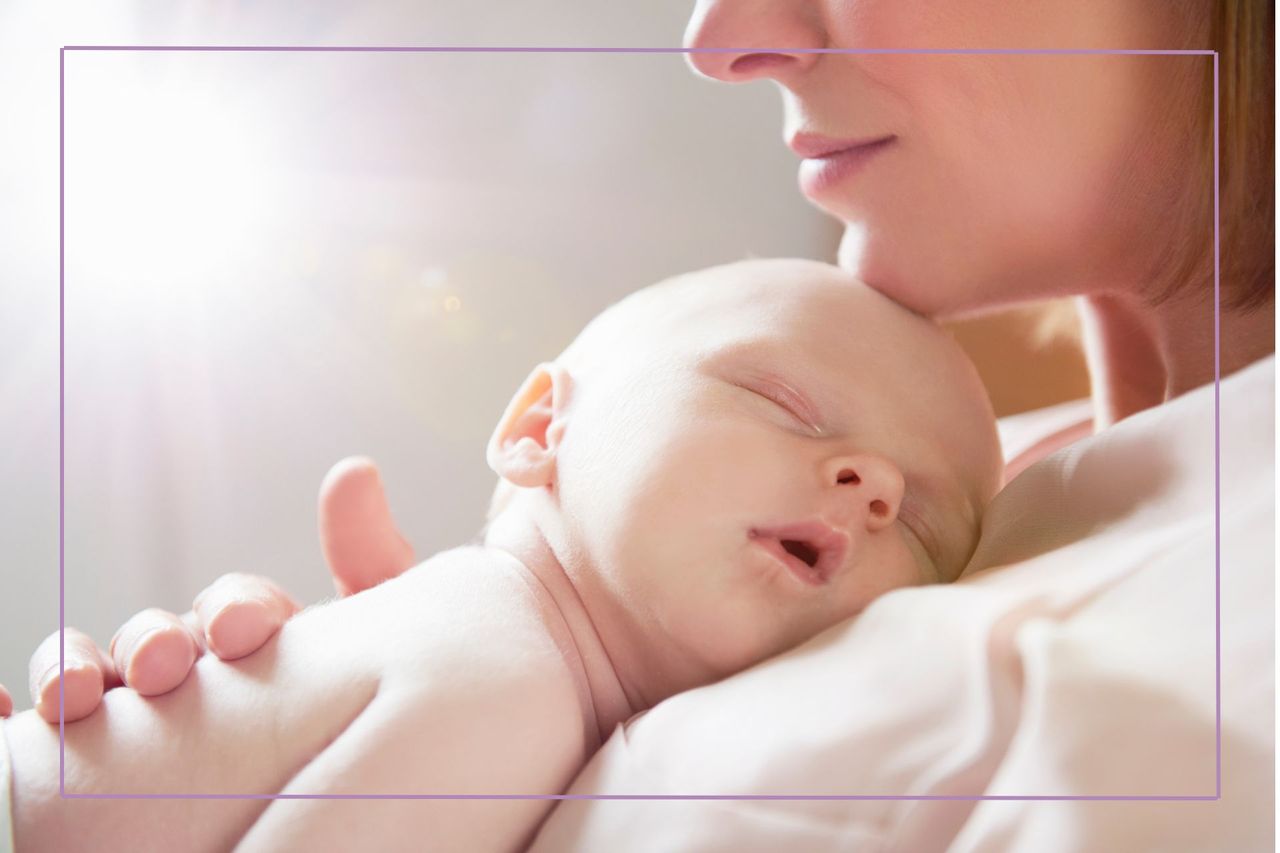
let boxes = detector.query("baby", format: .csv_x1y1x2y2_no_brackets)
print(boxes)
3,258,1002,852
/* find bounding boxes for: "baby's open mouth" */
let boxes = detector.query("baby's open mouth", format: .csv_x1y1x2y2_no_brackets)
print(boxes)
782,539,821,567
748,522,849,586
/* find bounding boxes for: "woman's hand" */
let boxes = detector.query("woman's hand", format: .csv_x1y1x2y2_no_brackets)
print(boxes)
3,456,415,722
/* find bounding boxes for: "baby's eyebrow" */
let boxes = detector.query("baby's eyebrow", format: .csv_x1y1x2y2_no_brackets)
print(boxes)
698,336,806,368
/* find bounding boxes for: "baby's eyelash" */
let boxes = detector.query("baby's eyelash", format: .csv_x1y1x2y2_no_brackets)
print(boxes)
742,382,822,434
752,387,801,417
743,384,778,405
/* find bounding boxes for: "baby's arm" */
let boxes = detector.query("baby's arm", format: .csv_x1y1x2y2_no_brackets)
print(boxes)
238,553,591,852
239,639,584,851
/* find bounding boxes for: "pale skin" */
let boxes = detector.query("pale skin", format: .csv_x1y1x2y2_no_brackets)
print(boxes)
679,0,1272,424
3,260,1003,851
7,550,593,853
9,457,414,723
6,0,1270,783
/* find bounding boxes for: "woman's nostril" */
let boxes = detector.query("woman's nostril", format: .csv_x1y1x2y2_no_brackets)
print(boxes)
869,499,889,517
836,468,860,485
728,52,795,77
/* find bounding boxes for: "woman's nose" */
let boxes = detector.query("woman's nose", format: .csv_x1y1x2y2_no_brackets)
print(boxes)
821,453,905,533
683,0,825,83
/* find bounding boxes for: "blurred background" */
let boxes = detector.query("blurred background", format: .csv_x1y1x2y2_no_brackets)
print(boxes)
0,1,1087,698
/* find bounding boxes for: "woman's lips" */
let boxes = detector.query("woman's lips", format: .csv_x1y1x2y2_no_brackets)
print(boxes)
792,135,896,200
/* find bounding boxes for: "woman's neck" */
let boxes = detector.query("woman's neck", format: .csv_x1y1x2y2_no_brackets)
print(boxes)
483,511,640,745
1079,288,1274,428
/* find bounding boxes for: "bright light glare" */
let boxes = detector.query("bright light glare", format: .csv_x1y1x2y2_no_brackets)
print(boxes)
66,59,287,297
60,56,311,547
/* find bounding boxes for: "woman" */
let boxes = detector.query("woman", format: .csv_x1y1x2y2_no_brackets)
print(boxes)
6,0,1273,846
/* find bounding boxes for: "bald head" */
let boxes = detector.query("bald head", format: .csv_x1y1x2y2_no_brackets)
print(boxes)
508,258,1002,579
483,259,1004,699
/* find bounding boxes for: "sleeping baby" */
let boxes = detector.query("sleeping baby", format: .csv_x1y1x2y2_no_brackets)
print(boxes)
3,258,1002,852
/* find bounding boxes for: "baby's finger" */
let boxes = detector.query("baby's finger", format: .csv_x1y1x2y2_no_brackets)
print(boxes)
319,456,416,597
109,608,200,697
0,683,12,718
192,572,300,660
29,627,118,723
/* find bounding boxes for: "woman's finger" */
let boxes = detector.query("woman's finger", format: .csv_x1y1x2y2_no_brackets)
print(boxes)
180,609,207,653
191,572,300,660
108,608,201,697
29,627,119,723
319,456,416,597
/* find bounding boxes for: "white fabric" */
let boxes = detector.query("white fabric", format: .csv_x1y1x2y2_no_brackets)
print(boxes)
529,357,1275,852
0,720,13,853
995,396,1093,464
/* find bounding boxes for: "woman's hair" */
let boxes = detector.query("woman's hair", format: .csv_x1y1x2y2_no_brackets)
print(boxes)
1216,0,1275,310
1167,0,1274,311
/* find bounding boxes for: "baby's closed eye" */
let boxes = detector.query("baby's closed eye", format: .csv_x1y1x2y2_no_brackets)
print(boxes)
735,377,824,435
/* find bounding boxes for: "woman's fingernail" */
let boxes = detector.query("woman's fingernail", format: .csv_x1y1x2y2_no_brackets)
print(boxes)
117,626,164,676
36,655,92,703
207,599,273,659
35,666,59,698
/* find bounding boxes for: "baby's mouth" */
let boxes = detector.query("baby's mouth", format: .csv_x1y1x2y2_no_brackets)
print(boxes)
748,521,849,586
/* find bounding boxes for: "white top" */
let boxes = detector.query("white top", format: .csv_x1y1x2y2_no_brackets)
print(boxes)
0,716,13,853
529,356,1275,852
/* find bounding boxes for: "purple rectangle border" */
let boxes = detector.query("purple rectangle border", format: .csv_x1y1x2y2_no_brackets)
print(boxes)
58,45,1222,802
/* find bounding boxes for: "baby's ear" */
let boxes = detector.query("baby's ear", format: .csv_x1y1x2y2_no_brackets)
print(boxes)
486,362,573,489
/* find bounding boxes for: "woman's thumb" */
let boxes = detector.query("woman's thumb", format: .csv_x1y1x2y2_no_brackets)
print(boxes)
319,457,416,596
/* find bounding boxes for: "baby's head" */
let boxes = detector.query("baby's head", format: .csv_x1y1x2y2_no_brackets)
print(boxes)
484,259,1002,697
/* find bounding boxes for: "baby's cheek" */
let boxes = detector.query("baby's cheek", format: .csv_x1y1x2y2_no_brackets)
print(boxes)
838,540,924,616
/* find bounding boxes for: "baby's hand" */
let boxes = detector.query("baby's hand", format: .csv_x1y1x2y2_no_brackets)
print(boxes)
7,457,415,723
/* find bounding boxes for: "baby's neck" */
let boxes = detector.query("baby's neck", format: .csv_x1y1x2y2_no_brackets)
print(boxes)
483,513,638,746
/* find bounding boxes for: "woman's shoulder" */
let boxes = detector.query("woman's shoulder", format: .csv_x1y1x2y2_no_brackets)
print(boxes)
968,354,1273,576
995,354,1275,485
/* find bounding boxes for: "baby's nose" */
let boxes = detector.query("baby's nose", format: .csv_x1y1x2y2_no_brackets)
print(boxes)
821,454,904,533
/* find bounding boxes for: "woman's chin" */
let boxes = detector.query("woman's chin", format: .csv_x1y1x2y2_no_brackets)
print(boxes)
839,243,986,319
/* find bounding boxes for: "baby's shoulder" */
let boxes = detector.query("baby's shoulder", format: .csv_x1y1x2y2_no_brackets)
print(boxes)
341,546,576,693
345,547,592,761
